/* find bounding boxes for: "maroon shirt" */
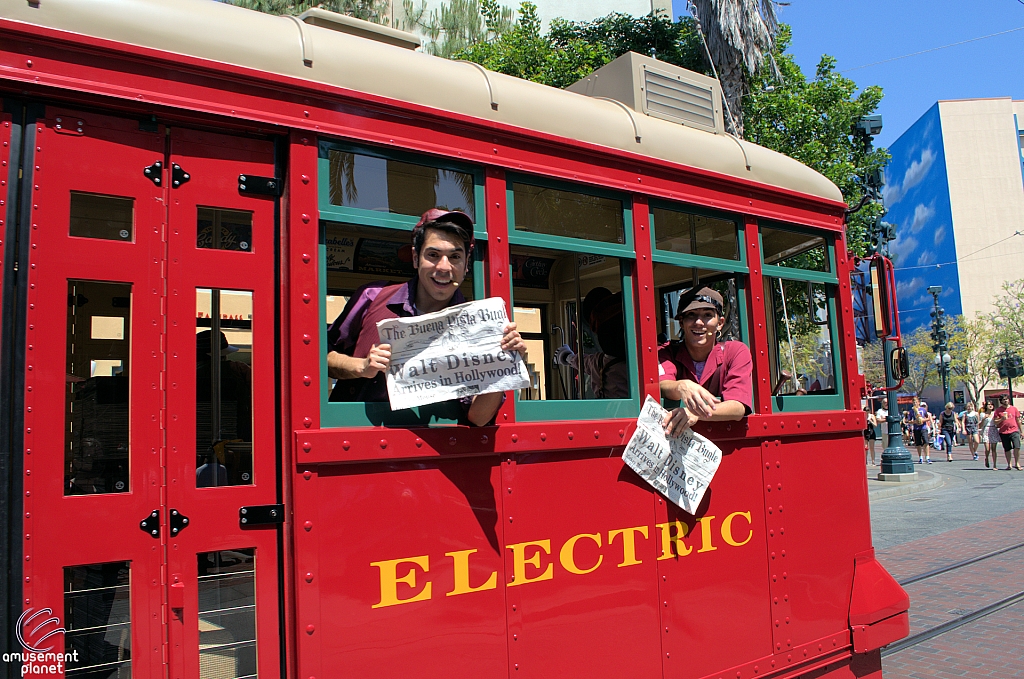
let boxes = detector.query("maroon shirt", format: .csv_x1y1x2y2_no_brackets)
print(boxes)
657,340,753,414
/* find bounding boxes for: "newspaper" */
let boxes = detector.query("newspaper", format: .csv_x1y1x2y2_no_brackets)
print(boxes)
622,395,723,514
377,297,530,411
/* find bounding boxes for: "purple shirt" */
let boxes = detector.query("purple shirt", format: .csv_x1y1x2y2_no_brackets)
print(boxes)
326,278,467,403
658,340,753,414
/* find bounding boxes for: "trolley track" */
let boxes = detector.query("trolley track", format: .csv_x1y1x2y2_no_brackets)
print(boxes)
882,540,1024,656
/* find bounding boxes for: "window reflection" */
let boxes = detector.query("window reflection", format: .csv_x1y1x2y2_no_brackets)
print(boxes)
66,281,131,496
196,289,253,487
64,561,131,679
761,226,829,272
651,207,739,260
69,192,134,242
198,550,256,679
512,183,624,244
197,208,253,252
327,150,476,222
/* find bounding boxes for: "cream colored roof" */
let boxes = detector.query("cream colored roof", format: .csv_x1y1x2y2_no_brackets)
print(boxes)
0,0,844,203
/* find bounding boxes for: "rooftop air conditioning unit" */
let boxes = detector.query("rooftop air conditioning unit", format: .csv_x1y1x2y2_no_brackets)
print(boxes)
567,52,724,135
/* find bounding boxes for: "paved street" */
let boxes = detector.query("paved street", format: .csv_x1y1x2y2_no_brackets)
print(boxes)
868,456,1024,678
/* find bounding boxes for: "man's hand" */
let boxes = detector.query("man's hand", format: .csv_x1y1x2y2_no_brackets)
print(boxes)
662,379,718,418
501,323,527,363
663,407,699,437
362,343,391,378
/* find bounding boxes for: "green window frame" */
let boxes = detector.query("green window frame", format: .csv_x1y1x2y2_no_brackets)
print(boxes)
758,222,843,413
317,140,487,428
507,174,640,422
649,201,750,344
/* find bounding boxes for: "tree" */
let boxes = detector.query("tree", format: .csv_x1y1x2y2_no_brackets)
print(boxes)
743,26,889,257
859,341,887,391
228,0,392,21
900,326,938,397
988,279,1024,357
688,0,778,137
946,314,998,407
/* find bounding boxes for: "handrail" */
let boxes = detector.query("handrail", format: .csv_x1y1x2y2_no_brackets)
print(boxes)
592,97,642,144
455,60,499,110
284,15,314,66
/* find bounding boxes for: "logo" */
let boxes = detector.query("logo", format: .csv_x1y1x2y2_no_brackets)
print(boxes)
16,609,65,653
4,608,77,676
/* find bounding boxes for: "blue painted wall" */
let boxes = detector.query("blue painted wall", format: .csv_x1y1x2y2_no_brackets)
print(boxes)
883,104,962,332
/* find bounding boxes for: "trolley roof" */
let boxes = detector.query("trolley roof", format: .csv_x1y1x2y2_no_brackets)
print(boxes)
0,0,844,203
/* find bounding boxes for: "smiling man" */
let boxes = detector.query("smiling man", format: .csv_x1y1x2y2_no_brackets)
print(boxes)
658,287,752,435
326,208,525,426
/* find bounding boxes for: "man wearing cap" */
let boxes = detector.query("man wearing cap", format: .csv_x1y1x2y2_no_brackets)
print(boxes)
659,287,753,435
326,208,525,426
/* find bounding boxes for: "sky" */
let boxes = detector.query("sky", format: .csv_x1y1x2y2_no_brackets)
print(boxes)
670,0,1024,148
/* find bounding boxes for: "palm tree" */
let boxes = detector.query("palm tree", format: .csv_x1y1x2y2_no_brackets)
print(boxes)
688,0,778,138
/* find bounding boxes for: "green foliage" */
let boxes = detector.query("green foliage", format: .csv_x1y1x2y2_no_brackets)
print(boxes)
901,325,938,396
988,279,1024,357
744,26,889,257
547,13,707,73
228,0,392,21
946,313,998,406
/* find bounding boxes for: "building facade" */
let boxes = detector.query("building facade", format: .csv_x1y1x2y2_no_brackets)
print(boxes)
885,98,1024,333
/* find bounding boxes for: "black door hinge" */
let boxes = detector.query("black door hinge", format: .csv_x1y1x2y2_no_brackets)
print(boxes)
171,163,191,188
238,174,282,197
169,509,190,536
239,504,285,527
140,510,159,538
144,161,162,186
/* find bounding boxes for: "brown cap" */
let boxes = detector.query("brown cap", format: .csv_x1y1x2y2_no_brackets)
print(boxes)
675,286,724,319
415,208,474,232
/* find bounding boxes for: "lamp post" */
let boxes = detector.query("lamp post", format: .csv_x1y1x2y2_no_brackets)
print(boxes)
855,114,913,476
927,286,951,405
933,351,951,405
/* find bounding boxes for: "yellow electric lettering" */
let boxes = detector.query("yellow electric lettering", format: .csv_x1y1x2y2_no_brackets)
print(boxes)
445,549,498,596
655,521,692,559
721,511,753,547
370,555,432,608
697,515,718,553
506,539,554,587
559,533,604,575
608,525,648,567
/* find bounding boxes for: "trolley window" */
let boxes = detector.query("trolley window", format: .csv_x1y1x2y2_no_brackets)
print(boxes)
649,203,750,410
508,176,639,422
318,141,486,427
759,223,842,412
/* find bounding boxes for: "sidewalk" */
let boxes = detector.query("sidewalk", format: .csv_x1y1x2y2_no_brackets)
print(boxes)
867,467,945,500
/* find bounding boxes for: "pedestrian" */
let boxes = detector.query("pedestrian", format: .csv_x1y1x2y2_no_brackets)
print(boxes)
938,402,960,462
911,396,932,464
959,401,980,461
992,395,1022,471
864,406,878,466
979,402,998,468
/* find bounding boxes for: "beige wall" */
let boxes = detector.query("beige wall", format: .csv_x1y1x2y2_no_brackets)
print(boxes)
940,98,1024,319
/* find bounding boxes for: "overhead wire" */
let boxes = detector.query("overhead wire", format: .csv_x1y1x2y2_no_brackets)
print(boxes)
841,25,1024,73
892,231,1024,271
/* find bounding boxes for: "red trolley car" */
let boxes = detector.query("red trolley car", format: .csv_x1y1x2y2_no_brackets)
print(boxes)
0,2,909,678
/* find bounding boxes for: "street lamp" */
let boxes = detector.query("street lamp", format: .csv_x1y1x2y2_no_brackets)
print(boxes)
928,286,951,405
933,351,952,404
